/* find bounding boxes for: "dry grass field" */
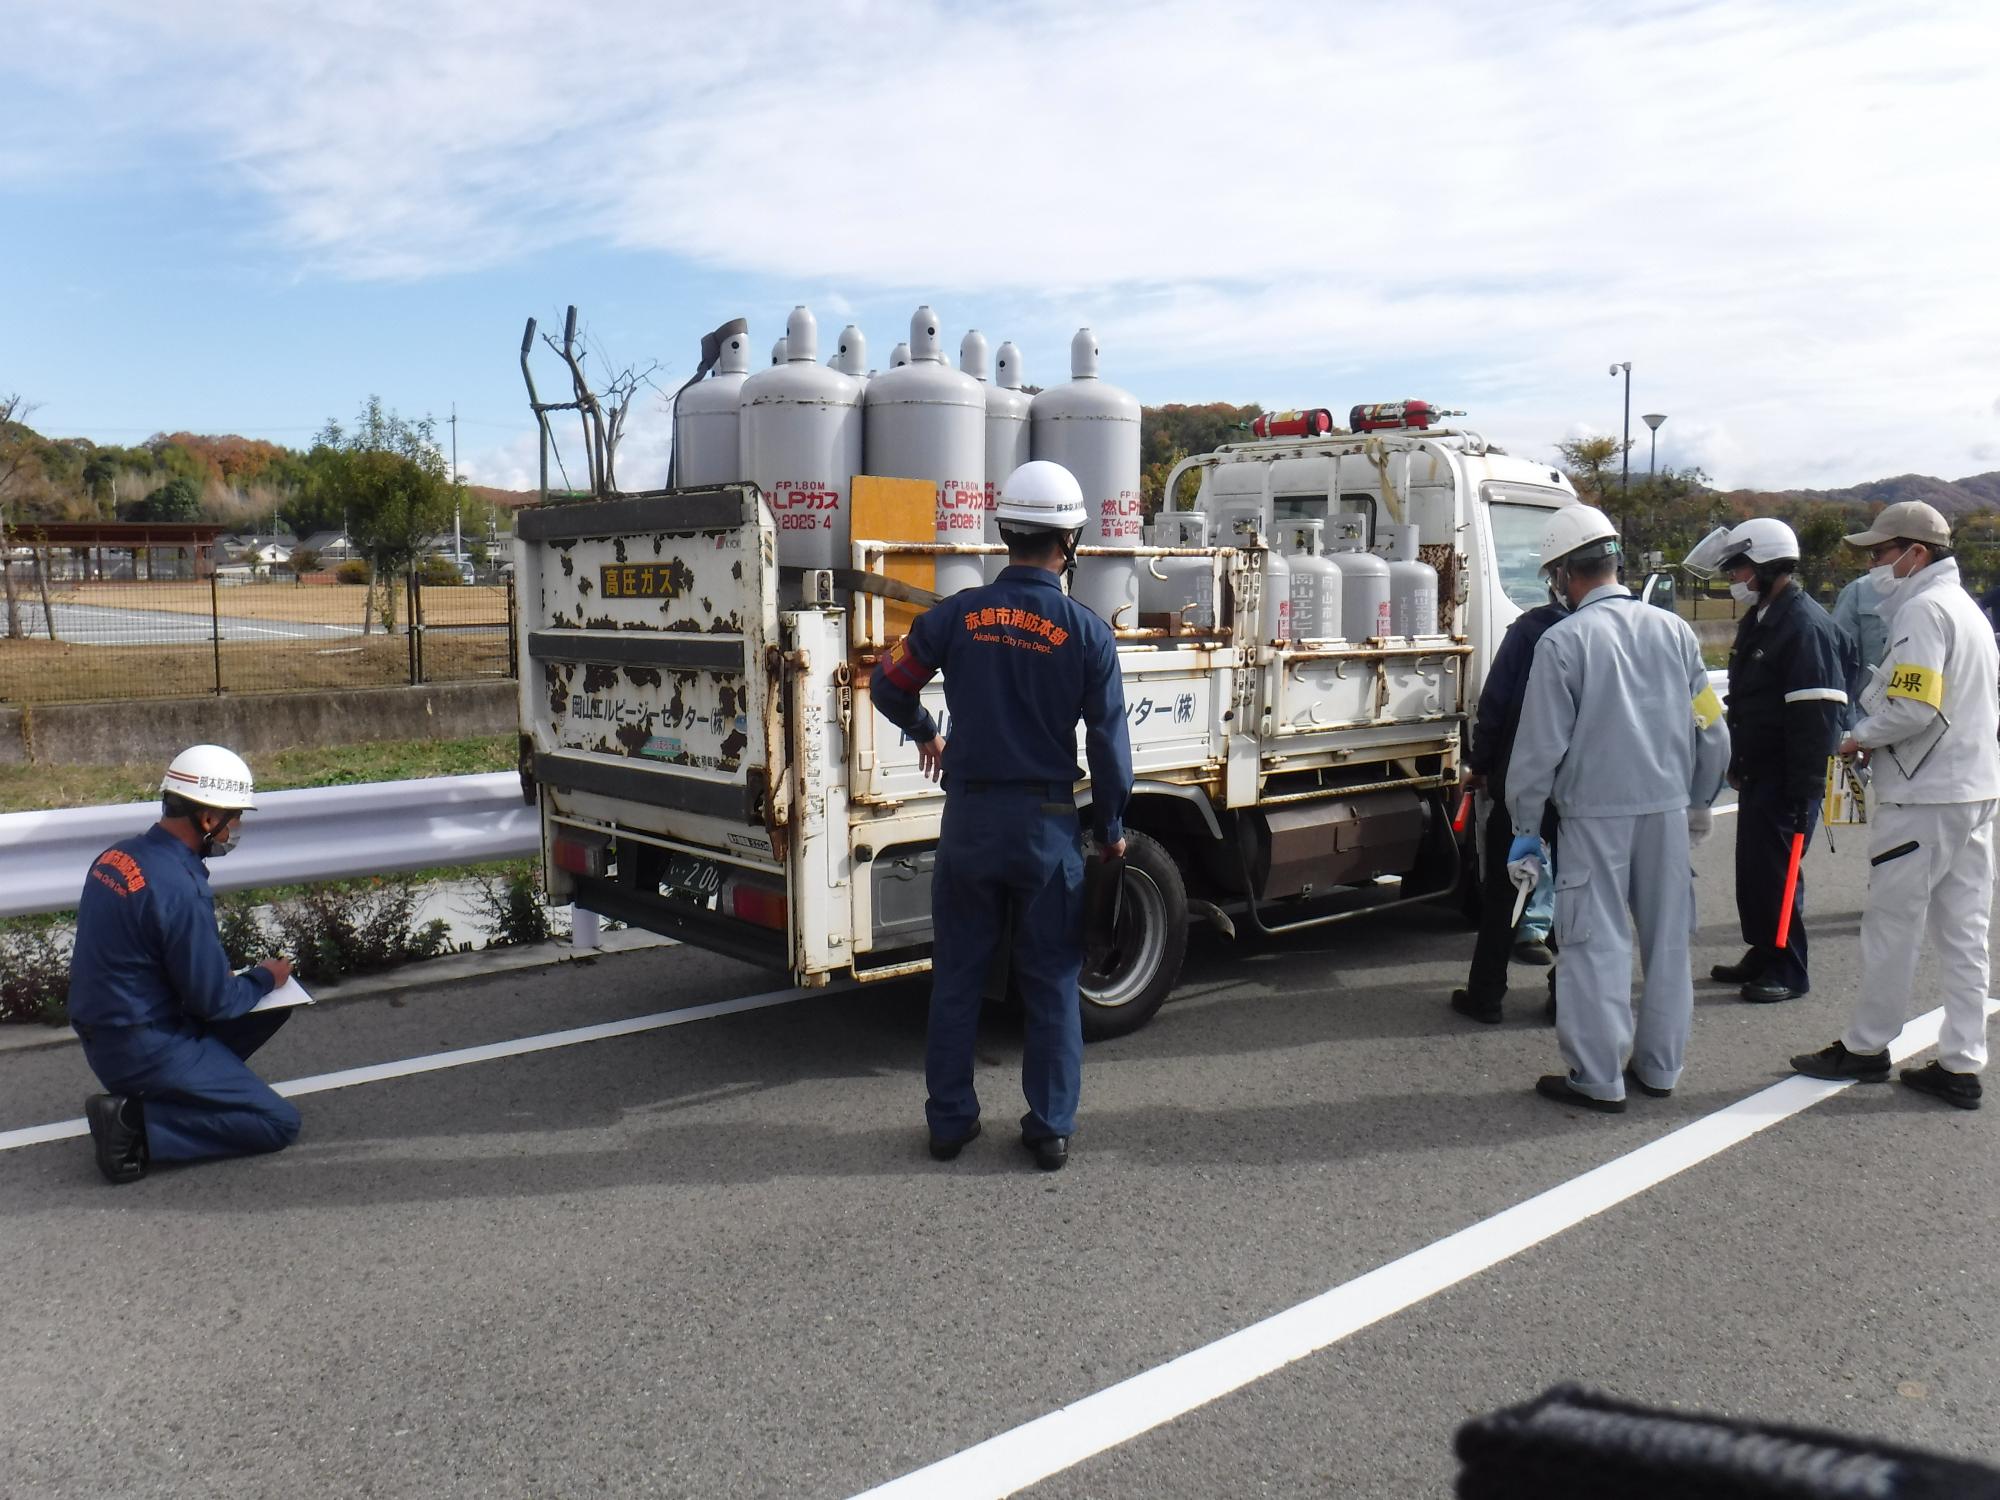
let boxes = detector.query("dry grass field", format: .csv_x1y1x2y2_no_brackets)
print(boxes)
65,579,510,628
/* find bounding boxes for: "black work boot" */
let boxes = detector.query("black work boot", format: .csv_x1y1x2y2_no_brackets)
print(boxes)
85,1094,148,1185
1710,948,1764,984
1449,989,1503,1025
1899,1061,1983,1110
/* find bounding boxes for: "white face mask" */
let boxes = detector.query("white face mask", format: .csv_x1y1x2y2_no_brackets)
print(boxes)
1868,546,1915,600
1729,580,1759,606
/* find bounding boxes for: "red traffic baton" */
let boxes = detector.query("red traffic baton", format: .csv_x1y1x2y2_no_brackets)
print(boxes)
1452,791,1474,833
1774,831,1807,948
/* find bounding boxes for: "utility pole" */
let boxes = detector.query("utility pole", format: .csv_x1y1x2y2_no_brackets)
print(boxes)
450,403,462,564
1609,362,1632,503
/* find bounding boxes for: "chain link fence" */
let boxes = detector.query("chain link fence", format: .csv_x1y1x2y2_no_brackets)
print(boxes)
0,547,516,705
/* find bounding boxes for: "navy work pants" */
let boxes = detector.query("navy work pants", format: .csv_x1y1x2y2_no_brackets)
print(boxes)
926,783,1086,1142
1735,779,1813,992
80,1008,300,1163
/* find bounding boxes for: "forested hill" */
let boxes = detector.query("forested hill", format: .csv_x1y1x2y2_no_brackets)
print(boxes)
1725,471,2000,518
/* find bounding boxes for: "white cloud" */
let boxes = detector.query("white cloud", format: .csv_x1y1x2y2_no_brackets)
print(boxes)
8,0,2000,489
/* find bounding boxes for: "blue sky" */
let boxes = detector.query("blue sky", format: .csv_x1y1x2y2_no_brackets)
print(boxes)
4,0,1996,494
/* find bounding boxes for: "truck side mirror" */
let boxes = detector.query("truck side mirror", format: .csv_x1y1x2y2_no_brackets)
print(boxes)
1639,572,1677,612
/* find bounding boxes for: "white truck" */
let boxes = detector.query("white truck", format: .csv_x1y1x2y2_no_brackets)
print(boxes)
513,427,1578,1038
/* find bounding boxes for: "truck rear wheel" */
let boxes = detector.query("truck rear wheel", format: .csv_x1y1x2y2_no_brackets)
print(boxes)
1079,830,1188,1041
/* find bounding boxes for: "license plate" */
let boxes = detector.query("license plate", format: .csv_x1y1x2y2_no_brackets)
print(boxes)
662,853,722,905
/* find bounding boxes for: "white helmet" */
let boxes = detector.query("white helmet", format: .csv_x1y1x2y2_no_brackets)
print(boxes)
1684,517,1798,579
994,461,1088,532
1538,504,1621,571
160,744,257,811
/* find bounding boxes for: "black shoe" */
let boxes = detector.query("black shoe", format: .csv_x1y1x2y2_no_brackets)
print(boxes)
1710,950,1764,984
1899,1061,1983,1110
928,1120,981,1161
1623,1065,1673,1098
1449,988,1503,1025
1022,1134,1069,1171
85,1093,147,1185
1790,1040,1890,1083
1534,1074,1626,1114
1511,940,1554,967
1741,980,1806,1003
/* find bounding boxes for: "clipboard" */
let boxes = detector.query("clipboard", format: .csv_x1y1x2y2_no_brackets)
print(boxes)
249,975,315,1013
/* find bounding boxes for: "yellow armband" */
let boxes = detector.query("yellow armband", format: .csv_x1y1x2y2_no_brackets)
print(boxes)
1692,682,1723,731
1884,663,1944,710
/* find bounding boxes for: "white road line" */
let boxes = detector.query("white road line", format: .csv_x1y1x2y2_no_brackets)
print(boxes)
0,984,816,1153
845,999,1994,1500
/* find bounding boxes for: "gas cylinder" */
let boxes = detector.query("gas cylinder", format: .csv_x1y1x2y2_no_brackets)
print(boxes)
890,343,911,368
1263,535,1293,644
738,305,863,572
1382,523,1439,636
1285,520,1342,641
672,324,751,487
1328,518,1393,641
959,330,989,382
1252,409,1335,440
770,336,788,366
1141,511,1214,630
828,325,868,377
1031,328,1141,625
865,306,988,596
983,341,1032,580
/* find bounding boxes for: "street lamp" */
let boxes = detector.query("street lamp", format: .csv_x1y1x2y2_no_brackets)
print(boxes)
1642,412,1667,481
1608,362,1632,499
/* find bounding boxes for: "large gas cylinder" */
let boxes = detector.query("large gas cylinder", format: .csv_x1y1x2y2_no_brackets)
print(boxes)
1382,522,1439,635
983,340,1033,579
890,343,911,368
959,330,989,382
1328,518,1393,641
738,305,863,572
1285,520,1342,641
1141,511,1215,630
829,325,868,377
1031,328,1142,624
672,324,751,487
864,306,987,596
770,336,788,366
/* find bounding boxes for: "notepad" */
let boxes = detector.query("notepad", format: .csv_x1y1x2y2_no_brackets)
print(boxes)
249,976,315,1013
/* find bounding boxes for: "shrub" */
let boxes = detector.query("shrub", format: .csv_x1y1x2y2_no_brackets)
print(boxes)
287,545,322,578
0,921,72,1026
216,893,269,969
334,558,371,585
270,877,452,983
470,861,568,947
418,555,464,586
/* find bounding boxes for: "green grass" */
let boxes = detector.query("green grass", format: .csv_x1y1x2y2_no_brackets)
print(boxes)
0,733,516,813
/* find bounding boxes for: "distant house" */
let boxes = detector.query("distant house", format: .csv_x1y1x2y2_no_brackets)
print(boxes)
299,530,359,562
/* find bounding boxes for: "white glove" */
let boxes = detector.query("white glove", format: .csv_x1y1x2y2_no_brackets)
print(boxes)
1687,805,1713,847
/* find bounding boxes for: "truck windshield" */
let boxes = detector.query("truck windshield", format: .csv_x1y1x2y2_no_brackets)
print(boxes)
1484,487,1571,611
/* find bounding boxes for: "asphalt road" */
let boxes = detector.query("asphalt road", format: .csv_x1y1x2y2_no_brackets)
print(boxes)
11,601,365,644
3,808,1996,1499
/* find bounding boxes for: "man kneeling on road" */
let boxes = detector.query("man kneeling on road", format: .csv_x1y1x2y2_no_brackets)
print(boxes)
1506,506,1730,1112
70,745,301,1184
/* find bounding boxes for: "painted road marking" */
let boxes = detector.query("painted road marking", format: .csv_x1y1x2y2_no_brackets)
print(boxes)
0,984,816,1153
844,999,1994,1500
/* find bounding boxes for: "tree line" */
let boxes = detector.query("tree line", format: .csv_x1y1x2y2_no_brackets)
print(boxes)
0,394,499,636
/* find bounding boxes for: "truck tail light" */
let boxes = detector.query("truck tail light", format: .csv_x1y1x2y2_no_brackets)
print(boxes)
723,876,788,931
552,828,610,878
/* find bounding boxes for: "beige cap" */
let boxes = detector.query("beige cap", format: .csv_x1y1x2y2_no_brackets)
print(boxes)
1844,499,1951,548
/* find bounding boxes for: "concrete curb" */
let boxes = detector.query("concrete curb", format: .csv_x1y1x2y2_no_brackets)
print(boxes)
0,927,675,1057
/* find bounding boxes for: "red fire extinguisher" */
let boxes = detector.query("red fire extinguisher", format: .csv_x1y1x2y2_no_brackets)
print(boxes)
1349,400,1465,433
1251,408,1335,439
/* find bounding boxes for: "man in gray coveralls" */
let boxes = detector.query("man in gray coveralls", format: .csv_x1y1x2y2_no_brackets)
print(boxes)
1506,505,1731,1112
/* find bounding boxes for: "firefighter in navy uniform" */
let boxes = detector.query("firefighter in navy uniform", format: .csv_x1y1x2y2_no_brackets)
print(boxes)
869,460,1134,1171
1684,519,1850,1002
68,745,300,1184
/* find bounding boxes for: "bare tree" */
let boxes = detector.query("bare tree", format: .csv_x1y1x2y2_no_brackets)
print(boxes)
539,308,660,497
0,394,39,639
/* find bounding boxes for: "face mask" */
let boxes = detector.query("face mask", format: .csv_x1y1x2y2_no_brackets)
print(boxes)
1868,547,1914,601
201,812,241,859
1729,580,1759,606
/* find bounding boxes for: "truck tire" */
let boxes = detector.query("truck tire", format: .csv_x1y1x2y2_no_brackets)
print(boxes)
1079,830,1188,1041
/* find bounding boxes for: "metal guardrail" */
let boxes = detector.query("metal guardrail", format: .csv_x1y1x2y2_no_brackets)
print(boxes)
0,773,537,920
